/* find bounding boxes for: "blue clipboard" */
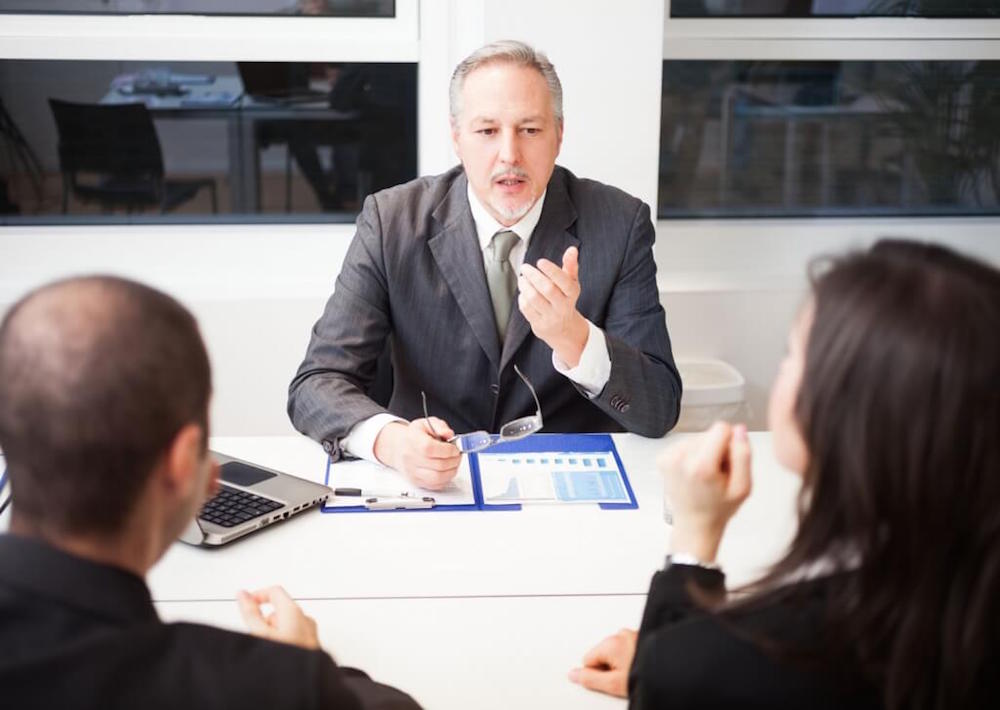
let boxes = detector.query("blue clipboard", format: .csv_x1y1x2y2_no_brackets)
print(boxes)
321,433,636,513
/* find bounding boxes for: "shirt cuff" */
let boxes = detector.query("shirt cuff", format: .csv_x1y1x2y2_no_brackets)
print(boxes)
667,553,722,571
341,412,406,464
552,319,611,398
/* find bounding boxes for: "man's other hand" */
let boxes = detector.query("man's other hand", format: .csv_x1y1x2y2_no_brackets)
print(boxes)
237,586,320,650
518,246,589,367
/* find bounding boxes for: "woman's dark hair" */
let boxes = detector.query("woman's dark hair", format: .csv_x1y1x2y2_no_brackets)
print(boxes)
745,239,1000,709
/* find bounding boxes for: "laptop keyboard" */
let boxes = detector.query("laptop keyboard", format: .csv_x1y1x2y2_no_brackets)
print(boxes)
199,484,284,528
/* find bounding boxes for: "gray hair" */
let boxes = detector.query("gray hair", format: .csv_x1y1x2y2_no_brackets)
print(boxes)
449,40,563,125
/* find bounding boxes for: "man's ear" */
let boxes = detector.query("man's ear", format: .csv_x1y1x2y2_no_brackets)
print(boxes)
450,119,462,159
162,423,205,497
555,119,564,155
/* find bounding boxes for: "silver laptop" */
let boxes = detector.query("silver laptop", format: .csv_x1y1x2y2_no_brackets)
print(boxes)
180,451,331,546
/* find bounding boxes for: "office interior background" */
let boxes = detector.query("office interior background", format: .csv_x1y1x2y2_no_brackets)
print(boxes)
1,0,998,433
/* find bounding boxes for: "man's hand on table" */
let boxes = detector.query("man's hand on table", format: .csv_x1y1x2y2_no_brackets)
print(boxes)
373,419,462,490
237,585,320,650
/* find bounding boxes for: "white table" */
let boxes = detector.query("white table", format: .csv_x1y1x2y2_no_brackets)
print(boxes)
151,434,799,600
0,433,797,708
149,432,800,710
157,594,645,710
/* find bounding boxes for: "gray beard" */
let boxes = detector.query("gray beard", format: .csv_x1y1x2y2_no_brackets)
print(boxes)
490,195,535,224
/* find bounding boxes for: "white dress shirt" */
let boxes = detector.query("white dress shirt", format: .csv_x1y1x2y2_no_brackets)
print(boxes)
341,185,611,463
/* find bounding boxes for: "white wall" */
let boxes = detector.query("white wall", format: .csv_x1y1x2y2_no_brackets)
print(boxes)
2,1,999,434
0,224,352,436
483,0,664,209
655,217,1000,425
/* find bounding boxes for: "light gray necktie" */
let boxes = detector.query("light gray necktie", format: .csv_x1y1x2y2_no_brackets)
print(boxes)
485,229,520,341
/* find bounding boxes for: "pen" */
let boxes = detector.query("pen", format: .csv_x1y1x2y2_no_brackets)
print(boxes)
364,496,435,510
334,487,418,499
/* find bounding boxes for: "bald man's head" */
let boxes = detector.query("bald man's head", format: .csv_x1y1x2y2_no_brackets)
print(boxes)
0,276,211,535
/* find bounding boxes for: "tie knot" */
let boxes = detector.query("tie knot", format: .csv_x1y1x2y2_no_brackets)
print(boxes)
490,230,520,262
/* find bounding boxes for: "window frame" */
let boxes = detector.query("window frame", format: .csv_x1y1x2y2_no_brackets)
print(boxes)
0,5,419,62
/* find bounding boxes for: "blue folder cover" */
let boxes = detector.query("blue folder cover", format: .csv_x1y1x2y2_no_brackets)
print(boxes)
321,433,637,513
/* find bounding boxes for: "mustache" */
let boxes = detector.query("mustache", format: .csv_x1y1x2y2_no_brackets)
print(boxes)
490,167,529,181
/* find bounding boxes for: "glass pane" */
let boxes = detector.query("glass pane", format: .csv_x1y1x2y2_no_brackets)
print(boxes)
670,1,1000,18
0,1,395,17
0,59,416,224
658,60,1000,218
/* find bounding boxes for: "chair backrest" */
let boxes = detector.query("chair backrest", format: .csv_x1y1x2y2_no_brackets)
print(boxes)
48,99,164,178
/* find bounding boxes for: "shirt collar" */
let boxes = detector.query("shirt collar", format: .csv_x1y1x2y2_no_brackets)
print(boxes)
0,532,159,625
466,182,547,252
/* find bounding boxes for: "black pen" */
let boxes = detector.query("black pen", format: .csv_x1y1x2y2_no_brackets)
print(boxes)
364,496,435,510
334,487,419,499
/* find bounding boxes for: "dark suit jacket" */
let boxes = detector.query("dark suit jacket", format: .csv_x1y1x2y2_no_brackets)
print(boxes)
288,165,681,458
629,563,882,709
0,534,419,710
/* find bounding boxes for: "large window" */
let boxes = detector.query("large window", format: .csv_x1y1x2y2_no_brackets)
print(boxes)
659,4,1000,218
660,60,1000,218
0,1,395,17
0,4,421,225
0,59,416,224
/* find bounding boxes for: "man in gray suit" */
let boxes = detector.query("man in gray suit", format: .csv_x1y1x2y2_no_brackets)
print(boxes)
289,40,681,489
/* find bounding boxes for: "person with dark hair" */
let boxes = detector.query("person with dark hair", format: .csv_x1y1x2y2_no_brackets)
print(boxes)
0,276,419,709
570,239,1000,709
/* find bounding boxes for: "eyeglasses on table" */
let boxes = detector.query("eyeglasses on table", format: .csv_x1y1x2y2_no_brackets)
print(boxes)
421,364,543,453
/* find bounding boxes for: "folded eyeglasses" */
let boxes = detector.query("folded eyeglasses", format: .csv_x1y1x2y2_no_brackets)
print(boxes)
421,365,543,453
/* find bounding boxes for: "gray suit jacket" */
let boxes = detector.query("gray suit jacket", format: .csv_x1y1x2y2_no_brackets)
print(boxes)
288,165,681,459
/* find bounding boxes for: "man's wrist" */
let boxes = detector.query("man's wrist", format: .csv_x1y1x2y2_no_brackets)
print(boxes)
551,313,589,368
342,412,405,464
372,421,406,468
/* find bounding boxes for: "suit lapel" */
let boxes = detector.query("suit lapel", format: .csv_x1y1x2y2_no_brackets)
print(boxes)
500,170,581,372
429,174,501,368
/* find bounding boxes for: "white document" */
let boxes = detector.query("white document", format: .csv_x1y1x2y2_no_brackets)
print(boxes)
477,451,630,505
325,456,476,508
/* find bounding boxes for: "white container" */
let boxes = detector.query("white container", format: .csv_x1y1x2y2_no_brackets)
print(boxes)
674,358,747,432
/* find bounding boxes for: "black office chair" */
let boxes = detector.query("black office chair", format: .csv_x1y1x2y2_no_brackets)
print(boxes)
48,99,217,215
253,115,364,212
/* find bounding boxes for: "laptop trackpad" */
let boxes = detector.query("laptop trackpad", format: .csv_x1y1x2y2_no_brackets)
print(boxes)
220,461,277,487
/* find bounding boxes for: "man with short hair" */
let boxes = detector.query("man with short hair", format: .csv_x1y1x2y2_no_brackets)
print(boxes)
0,275,418,709
289,40,682,489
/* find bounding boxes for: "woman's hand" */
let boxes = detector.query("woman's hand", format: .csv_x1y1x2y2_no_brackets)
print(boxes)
568,628,638,698
659,422,752,563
